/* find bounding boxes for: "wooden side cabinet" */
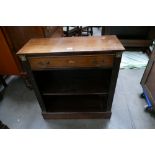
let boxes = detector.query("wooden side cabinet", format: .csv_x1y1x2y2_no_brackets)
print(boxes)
102,26,155,55
0,28,22,75
0,26,63,87
17,36,125,119
0,26,46,75
141,48,155,108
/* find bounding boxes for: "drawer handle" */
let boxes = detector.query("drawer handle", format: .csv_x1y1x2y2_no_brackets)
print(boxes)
38,61,50,66
92,60,105,64
93,60,105,66
46,61,50,65
68,60,75,64
99,60,105,66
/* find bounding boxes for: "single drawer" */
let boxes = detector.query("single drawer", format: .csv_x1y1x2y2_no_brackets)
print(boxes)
28,54,114,70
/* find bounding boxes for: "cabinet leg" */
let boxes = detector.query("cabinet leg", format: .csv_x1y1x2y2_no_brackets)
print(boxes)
0,75,7,87
0,120,9,129
22,75,33,89
140,92,145,99
0,92,3,101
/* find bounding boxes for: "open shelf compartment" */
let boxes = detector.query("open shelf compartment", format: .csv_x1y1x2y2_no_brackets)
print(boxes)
42,95,108,113
33,68,112,95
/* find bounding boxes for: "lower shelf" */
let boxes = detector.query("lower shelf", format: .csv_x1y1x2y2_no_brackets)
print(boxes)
43,95,108,113
42,111,112,119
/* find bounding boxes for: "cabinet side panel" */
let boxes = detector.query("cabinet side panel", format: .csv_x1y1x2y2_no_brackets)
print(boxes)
145,61,155,105
107,52,122,111
140,51,155,86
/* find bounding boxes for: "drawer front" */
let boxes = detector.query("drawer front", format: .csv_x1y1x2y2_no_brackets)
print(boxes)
28,54,114,70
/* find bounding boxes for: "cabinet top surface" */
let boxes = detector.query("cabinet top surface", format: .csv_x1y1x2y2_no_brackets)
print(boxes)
17,35,125,55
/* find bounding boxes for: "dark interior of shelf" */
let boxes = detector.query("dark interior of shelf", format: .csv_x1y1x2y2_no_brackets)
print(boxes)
33,68,112,95
43,95,108,112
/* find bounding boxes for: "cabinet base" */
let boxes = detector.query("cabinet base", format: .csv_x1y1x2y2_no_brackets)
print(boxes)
42,111,111,119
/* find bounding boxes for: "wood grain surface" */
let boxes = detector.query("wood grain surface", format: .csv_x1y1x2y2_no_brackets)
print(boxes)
17,35,125,55
28,54,114,70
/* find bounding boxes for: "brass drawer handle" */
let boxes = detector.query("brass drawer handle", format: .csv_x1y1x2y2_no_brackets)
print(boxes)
46,61,50,65
68,60,75,64
92,60,105,64
93,59,105,66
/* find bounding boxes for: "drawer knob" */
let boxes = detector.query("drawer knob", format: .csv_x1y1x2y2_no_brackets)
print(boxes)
68,60,75,64
46,61,50,65
99,61,105,66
